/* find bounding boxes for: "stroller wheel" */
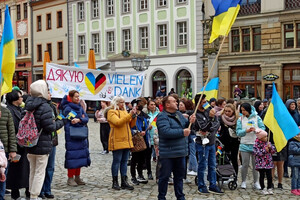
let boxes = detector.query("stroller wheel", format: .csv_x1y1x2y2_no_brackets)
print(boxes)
195,176,198,186
228,181,237,190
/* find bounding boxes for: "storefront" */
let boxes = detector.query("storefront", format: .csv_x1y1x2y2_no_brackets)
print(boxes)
14,62,32,93
152,70,166,98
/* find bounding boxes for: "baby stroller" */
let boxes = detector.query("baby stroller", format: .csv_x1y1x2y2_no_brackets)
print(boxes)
194,138,237,190
215,138,237,190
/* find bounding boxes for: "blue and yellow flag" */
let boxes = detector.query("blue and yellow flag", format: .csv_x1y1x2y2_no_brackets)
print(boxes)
197,77,219,109
0,5,16,95
263,83,300,152
209,0,242,43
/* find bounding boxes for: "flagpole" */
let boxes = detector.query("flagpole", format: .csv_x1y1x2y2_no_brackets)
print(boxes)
188,36,227,129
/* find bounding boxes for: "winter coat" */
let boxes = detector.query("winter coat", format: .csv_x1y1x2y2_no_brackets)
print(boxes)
6,103,30,190
24,96,64,155
61,95,91,169
147,108,160,145
253,138,276,169
0,106,17,153
131,111,151,148
192,109,220,146
107,109,136,151
285,99,300,126
236,106,265,152
156,110,189,159
288,139,300,167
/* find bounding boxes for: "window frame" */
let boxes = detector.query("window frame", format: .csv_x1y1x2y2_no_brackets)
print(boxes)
157,0,167,7
91,0,99,19
123,29,131,51
177,21,187,46
177,0,187,4
23,3,27,19
284,23,294,49
139,26,149,50
107,31,115,53
47,43,52,61
37,44,42,62
297,23,300,48
231,29,240,52
106,0,114,16
139,0,148,11
92,33,100,54
17,39,22,55
46,13,51,30
122,0,131,13
158,24,168,48
37,15,42,32
252,27,261,51
78,35,86,55
57,11,63,28
24,38,28,54
57,41,63,60
16,4,21,20
242,28,250,52
78,2,85,21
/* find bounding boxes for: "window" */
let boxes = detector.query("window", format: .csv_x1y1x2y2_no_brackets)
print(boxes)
57,11,62,28
253,27,261,51
46,13,51,30
231,29,240,52
37,15,41,31
140,27,148,49
140,0,148,10
158,24,167,48
107,0,114,16
107,31,115,52
123,29,131,50
123,0,130,13
284,24,294,48
24,38,28,54
17,5,21,20
284,64,300,100
297,24,300,48
24,3,27,19
78,2,85,20
158,0,167,7
0,9,2,24
92,33,100,53
58,42,63,60
17,39,21,55
242,28,250,51
47,43,52,60
37,44,42,61
79,35,86,55
177,0,186,3
177,22,187,46
241,0,259,4
91,0,99,18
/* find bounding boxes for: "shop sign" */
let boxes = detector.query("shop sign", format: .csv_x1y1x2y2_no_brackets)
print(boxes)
263,73,279,81
22,72,29,76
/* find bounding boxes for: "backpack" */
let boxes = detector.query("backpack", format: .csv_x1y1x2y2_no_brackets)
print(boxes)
16,111,42,147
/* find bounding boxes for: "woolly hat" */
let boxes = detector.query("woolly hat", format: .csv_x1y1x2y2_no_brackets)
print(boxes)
255,128,267,140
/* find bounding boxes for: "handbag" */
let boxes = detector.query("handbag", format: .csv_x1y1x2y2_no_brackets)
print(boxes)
69,126,88,140
131,131,147,152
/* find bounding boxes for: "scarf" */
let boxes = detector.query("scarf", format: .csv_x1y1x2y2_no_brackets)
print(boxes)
221,114,236,126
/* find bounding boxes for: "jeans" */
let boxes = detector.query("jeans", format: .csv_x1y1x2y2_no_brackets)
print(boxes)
291,167,300,190
188,135,197,172
111,149,130,177
41,146,56,195
0,153,9,200
196,144,217,190
158,157,185,200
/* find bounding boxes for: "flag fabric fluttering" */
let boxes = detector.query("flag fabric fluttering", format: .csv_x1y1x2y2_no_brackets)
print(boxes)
209,0,242,43
263,83,300,152
197,77,219,109
0,5,16,95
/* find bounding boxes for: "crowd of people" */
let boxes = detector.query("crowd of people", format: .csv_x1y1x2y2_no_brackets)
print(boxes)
0,81,300,200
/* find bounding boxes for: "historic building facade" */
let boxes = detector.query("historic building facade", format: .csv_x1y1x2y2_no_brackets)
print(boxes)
203,0,300,101
68,0,204,98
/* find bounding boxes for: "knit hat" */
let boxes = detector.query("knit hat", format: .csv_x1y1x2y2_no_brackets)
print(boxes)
255,128,267,139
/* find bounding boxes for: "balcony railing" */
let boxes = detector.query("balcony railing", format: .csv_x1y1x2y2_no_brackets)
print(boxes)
286,0,300,10
238,2,261,16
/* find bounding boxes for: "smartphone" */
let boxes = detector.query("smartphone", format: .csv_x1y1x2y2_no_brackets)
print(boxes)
133,103,137,108
11,154,21,163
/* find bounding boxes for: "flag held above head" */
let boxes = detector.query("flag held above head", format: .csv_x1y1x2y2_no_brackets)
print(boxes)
209,0,242,43
263,83,300,152
197,77,219,102
0,5,16,95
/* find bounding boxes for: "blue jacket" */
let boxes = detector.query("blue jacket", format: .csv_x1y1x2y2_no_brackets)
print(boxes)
61,95,91,169
131,111,151,148
288,139,300,167
157,110,189,158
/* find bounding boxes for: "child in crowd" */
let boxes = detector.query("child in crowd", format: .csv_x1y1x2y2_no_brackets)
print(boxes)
0,140,7,182
288,133,300,196
253,128,276,195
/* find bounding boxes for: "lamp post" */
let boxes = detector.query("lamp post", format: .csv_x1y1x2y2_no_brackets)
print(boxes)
131,57,151,71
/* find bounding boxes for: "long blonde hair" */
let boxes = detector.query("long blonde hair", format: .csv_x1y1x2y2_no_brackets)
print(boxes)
110,96,126,110
221,103,239,120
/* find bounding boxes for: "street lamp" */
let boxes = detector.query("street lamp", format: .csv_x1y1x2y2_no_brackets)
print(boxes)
131,57,151,71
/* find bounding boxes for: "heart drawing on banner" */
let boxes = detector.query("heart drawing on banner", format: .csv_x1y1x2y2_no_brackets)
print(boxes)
85,72,107,95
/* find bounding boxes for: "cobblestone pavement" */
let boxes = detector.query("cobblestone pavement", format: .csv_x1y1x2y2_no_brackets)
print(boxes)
8,121,298,200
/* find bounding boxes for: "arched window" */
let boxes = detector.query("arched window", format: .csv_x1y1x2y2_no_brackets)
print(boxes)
176,69,192,99
152,70,166,98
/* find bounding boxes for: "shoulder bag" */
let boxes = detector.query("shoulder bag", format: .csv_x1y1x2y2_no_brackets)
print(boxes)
69,126,88,140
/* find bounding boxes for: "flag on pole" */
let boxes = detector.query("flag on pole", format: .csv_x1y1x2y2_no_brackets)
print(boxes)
0,5,16,95
209,0,242,43
263,83,300,152
197,77,219,109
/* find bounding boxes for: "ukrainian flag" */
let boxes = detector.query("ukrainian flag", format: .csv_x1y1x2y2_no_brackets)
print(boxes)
263,83,300,152
209,0,242,43
197,77,219,109
0,5,16,95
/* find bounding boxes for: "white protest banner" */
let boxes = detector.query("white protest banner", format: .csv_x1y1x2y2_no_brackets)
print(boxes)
46,63,145,102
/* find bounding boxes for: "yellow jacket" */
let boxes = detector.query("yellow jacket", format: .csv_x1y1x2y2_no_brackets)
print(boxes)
107,109,136,151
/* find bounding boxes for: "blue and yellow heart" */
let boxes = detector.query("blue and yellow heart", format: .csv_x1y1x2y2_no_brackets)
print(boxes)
85,72,106,95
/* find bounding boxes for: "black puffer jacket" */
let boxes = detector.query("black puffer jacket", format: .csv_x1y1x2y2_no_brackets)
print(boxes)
24,96,64,155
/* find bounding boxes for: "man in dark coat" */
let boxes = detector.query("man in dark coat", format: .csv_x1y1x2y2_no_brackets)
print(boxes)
156,95,195,200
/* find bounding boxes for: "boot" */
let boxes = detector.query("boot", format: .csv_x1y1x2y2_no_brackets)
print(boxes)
121,176,134,190
112,176,121,190
148,173,153,180
74,176,86,185
67,177,78,186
